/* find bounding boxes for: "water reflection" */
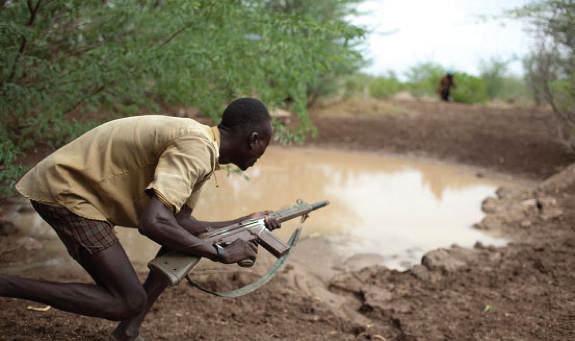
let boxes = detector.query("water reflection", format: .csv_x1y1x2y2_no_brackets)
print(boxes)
323,168,503,268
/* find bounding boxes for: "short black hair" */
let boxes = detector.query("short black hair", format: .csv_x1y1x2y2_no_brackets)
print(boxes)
218,98,271,136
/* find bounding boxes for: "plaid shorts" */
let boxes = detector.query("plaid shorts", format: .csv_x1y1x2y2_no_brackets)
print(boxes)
31,201,118,260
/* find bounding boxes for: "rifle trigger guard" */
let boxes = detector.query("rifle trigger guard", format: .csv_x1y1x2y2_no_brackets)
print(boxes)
300,213,309,223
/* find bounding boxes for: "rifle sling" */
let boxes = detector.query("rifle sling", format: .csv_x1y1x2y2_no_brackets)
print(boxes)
185,226,302,298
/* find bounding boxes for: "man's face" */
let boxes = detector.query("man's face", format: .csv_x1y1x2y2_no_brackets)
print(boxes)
234,126,272,171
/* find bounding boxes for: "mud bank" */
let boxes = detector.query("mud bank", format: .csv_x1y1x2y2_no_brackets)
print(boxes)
321,165,575,340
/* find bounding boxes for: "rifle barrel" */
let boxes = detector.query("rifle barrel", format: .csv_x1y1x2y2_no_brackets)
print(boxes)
311,200,330,210
270,200,330,223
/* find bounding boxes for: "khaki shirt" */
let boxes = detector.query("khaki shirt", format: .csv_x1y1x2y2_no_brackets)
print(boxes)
16,116,220,227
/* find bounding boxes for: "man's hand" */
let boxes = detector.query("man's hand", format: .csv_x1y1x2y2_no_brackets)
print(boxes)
219,239,258,265
247,210,281,230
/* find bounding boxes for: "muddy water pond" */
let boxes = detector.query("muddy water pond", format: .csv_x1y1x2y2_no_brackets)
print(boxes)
5,147,524,272
188,147,517,269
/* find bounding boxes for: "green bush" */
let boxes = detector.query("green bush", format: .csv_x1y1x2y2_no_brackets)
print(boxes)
549,79,575,112
369,76,404,99
479,57,510,100
358,60,524,105
451,73,489,104
404,62,445,98
341,74,370,99
500,76,531,103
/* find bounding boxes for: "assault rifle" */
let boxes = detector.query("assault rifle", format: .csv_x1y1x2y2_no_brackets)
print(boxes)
148,199,329,286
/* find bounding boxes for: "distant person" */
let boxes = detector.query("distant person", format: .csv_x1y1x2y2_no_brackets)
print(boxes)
0,98,280,341
437,71,456,102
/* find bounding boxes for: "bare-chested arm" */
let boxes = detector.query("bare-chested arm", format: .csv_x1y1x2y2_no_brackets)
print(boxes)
173,203,280,236
138,195,259,264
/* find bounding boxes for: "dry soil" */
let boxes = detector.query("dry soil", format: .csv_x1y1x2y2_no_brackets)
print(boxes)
1,98,575,340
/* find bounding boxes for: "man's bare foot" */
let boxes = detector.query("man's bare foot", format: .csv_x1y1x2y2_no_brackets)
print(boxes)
110,328,143,341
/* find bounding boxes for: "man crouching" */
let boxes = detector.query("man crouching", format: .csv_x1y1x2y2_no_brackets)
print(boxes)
0,98,280,341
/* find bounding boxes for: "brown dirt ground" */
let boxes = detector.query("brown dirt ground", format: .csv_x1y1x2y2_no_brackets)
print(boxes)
2,98,575,340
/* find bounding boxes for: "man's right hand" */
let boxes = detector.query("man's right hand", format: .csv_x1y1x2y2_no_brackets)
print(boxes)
218,239,258,265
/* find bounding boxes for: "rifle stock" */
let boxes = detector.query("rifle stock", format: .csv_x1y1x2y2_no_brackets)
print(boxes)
148,199,329,286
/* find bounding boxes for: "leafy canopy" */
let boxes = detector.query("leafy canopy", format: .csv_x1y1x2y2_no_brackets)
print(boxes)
0,0,365,194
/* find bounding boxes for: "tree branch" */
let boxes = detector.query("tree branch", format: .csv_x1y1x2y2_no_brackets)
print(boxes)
62,85,106,116
7,0,43,83
50,42,103,63
149,1,218,49
152,21,197,48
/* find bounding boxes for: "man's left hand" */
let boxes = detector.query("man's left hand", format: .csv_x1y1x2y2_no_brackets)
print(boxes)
247,210,281,230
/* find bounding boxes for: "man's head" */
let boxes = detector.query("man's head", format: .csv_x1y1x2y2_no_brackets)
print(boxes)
217,98,272,171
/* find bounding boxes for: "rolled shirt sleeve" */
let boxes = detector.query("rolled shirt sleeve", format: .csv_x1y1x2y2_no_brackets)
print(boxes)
146,134,215,213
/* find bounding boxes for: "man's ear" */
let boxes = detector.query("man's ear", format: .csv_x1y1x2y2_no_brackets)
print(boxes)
249,132,259,149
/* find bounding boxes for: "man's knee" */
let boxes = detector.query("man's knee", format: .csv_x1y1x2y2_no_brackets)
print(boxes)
111,287,147,321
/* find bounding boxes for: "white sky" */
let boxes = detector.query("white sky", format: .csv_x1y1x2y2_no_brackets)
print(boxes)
350,0,533,78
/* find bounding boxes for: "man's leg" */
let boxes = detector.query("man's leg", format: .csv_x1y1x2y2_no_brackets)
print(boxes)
0,242,146,322
112,270,170,341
